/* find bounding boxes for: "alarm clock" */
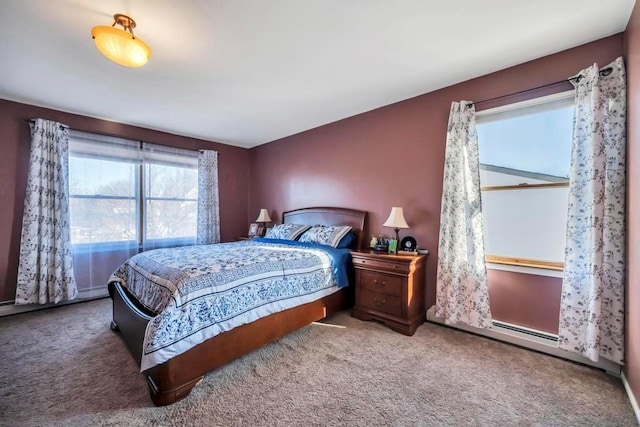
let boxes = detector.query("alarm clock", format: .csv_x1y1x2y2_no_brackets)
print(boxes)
400,236,417,252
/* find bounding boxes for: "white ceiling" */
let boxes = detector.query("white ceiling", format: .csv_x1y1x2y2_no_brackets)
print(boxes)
0,0,635,148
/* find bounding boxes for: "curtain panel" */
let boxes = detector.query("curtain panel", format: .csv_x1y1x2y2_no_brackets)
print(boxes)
558,57,626,364
15,119,77,305
197,150,220,244
435,102,492,328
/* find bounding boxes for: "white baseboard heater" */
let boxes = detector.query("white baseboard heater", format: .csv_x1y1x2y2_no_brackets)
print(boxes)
426,305,621,376
491,319,558,345
0,288,108,317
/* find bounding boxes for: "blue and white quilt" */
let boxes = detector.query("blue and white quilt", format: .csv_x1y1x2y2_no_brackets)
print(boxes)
110,239,352,371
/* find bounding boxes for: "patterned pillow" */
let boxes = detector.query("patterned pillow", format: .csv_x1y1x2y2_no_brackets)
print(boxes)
264,223,311,241
298,225,353,248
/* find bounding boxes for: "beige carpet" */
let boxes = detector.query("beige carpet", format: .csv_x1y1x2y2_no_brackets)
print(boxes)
0,298,636,426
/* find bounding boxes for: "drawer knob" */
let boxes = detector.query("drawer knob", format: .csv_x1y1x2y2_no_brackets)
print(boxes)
374,297,386,306
373,279,386,287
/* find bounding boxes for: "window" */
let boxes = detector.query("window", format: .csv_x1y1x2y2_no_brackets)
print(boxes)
68,131,198,249
476,91,574,275
144,163,198,241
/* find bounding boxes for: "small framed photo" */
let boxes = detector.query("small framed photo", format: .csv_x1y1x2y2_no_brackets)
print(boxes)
248,223,266,237
388,239,398,254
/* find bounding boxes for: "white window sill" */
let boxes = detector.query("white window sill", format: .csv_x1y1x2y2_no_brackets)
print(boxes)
486,262,563,278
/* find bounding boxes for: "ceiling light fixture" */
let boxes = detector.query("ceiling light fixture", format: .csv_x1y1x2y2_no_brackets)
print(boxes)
91,14,151,68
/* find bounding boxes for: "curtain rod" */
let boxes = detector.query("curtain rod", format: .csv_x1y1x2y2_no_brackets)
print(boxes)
27,120,221,155
27,119,69,129
470,66,613,107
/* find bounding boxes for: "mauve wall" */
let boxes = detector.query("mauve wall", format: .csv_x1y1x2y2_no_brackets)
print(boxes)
249,35,623,327
624,0,640,409
487,270,562,334
0,99,250,303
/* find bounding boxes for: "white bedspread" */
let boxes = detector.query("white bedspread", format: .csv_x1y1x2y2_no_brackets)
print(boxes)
110,240,340,371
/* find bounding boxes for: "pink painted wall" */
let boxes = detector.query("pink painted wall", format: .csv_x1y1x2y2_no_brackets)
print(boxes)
487,270,562,334
624,0,640,407
0,99,250,303
249,35,623,328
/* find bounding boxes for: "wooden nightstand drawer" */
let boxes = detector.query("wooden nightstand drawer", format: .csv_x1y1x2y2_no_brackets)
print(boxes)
351,250,427,335
359,289,402,317
359,271,402,297
352,256,409,273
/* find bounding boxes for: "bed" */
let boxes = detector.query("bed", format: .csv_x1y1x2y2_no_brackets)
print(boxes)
108,206,367,406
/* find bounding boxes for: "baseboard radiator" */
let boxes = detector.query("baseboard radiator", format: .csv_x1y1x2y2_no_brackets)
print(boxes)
0,288,108,317
426,305,621,375
491,320,558,345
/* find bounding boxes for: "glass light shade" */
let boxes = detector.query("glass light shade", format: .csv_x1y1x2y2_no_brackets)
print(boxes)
383,207,410,229
255,209,272,223
91,26,151,67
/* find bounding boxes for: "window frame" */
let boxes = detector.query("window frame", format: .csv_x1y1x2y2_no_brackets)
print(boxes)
476,90,574,276
68,132,199,251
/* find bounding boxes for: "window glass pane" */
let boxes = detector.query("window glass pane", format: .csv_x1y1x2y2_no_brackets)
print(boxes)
477,97,572,267
477,105,573,184
146,200,197,240
145,163,198,199
68,136,199,246
69,156,136,197
481,188,569,261
70,198,137,244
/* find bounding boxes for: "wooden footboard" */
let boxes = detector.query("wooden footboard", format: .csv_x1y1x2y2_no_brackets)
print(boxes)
108,281,155,366
109,281,353,406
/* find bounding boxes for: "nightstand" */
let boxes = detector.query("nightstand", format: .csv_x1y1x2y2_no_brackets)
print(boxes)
234,236,251,241
351,250,427,336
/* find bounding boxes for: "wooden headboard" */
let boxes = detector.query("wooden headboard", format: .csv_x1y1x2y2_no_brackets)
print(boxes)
282,207,367,250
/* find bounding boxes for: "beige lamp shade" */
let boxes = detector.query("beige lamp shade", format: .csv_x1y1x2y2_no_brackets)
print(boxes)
91,14,151,68
256,209,272,223
383,207,410,244
383,207,409,229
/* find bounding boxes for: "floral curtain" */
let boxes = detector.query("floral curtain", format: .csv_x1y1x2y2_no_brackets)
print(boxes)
197,150,220,244
558,57,626,364
435,102,492,328
15,119,77,305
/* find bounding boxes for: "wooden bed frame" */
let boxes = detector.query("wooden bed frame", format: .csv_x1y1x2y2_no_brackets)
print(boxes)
108,206,367,406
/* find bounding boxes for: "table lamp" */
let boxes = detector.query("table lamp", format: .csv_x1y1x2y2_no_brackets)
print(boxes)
255,209,272,236
383,207,410,243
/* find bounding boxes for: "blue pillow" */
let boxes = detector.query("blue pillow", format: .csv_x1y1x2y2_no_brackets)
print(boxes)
336,232,355,248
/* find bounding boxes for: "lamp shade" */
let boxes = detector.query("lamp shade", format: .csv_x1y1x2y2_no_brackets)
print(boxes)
255,209,272,223
383,207,409,229
91,14,151,68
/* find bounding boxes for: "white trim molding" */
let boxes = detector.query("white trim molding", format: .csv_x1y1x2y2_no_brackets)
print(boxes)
0,292,108,317
487,263,564,278
426,305,621,375
621,371,640,425
476,90,575,123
